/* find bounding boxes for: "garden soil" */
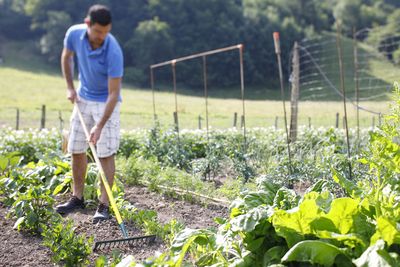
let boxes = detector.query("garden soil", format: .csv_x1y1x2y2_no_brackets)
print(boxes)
0,185,228,266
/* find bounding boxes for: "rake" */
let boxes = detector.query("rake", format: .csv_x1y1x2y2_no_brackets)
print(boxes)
75,104,156,251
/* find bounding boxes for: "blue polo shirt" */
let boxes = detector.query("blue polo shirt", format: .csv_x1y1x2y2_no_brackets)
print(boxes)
63,24,123,102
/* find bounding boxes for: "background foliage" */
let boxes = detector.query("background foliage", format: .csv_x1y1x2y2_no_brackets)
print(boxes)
1,0,399,89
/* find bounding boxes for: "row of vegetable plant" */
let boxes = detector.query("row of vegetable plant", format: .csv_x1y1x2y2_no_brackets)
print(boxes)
106,85,400,266
0,148,181,266
0,87,392,266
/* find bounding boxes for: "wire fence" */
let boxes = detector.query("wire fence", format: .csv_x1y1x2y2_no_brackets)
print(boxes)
295,28,399,109
285,26,400,132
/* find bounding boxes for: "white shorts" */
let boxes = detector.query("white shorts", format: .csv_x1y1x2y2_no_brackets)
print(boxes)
68,99,120,158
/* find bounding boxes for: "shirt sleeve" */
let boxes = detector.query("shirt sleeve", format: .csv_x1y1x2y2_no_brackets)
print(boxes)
63,26,75,52
107,41,124,78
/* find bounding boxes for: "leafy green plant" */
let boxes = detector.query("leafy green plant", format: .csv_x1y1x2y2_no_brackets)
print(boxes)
131,208,160,235
1,157,70,207
0,128,62,164
117,124,370,189
95,250,123,267
281,240,352,266
161,219,185,246
10,185,55,233
117,155,225,203
139,172,398,267
173,228,221,267
0,152,22,176
82,163,100,205
118,130,142,158
0,153,24,205
42,217,93,267
120,201,184,243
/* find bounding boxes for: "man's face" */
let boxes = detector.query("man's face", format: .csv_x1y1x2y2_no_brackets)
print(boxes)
86,22,111,47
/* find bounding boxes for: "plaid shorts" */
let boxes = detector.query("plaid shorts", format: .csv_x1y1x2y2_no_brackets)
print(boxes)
68,99,120,158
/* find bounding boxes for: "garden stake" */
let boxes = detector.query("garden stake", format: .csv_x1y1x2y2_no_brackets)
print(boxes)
273,32,292,177
336,23,353,180
75,104,156,251
353,27,361,152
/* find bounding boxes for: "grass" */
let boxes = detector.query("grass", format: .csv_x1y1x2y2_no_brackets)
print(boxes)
0,38,393,130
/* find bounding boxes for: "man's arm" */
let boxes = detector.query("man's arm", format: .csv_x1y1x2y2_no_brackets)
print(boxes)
98,77,121,129
61,48,76,103
89,77,121,144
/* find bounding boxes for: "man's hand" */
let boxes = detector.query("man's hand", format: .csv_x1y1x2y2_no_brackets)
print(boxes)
89,124,103,145
67,88,78,103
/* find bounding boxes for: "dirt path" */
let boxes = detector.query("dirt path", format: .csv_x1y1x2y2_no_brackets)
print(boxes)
0,185,229,266
124,186,228,229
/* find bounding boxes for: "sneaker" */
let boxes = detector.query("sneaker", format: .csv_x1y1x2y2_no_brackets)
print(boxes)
55,196,85,214
93,203,110,223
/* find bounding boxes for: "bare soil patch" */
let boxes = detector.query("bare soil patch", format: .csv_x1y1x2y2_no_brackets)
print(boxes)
0,185,228,266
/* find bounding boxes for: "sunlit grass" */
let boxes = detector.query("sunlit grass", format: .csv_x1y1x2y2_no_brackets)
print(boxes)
0,39,391,130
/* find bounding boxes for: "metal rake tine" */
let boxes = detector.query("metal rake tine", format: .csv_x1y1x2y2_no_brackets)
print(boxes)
93,235,157,251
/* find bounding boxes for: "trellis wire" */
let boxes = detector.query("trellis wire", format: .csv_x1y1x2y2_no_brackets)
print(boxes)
295,34,387,115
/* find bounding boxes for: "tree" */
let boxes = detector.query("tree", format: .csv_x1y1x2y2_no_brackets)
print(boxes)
333,0,386,35
0,0,33,40
146,0,244,88
124,17,174,85
3,0,400,88
39,11,72,63
367,9,400,61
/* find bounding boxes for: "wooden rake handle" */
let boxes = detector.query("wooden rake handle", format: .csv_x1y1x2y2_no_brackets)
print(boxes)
74,104,125,226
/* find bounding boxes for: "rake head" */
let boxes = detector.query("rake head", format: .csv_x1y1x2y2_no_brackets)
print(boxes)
93,235,156,251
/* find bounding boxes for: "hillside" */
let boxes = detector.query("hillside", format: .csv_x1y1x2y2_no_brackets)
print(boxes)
0,39,391,130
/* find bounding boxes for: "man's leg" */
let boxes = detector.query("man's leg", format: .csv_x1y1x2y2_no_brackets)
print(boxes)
56,100,92,214
55,152,87,214
93,101,120,222
98,155,115,205
93,154,115,222
72,153,87,199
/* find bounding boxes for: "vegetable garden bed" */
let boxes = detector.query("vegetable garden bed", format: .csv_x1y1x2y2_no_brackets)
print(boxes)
3,86,400,266
0,185,227,266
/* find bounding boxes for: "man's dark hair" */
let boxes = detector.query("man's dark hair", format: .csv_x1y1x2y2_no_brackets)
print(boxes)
87,5,112,26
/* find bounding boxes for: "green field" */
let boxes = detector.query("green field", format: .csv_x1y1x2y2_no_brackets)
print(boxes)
0,39,392,130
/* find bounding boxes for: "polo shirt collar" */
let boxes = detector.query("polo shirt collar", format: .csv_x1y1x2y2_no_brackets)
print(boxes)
81,30,109,55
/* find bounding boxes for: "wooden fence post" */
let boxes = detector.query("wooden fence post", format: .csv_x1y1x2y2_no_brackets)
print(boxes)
335,113,339,128
173,111,179,131
59,111,64,132
40,105,46,129
16,108,20,130
198,115,202,129
378,113,382,127
233,112,237,128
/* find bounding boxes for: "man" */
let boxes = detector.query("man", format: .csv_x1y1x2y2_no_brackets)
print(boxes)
55,4,123,223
